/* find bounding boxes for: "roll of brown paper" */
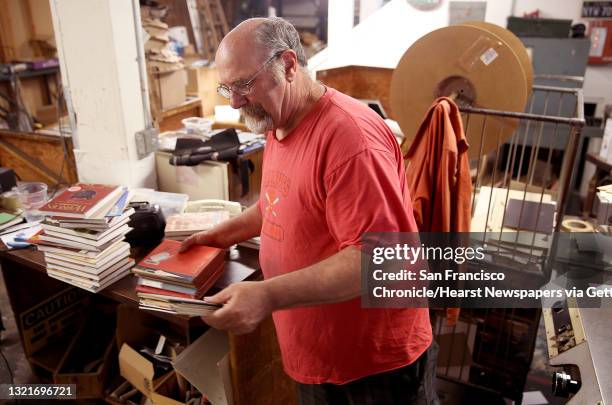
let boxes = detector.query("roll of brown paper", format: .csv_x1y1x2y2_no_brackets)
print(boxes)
390,25,528,160
458,21,533,97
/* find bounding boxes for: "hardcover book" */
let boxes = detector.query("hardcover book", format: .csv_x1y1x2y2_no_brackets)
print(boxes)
39,183,124,219
134,239,224,288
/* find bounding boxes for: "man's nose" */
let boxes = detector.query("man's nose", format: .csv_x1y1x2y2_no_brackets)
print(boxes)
230,92,247,109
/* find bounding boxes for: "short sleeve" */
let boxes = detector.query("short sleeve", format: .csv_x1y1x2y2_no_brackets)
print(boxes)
324,148,414,250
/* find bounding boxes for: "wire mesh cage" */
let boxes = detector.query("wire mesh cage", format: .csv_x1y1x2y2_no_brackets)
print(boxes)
433,77,585,402
463,79,585,279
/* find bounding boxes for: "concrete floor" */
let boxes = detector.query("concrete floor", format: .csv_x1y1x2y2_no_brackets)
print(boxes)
0,268,39,386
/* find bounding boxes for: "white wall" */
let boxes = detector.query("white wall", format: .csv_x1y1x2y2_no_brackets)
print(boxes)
50,0,156,188
511,0,611,112
309,0,612,116
327,0,355,48
309,0,513,71
511,0,582,20
359,0,385,22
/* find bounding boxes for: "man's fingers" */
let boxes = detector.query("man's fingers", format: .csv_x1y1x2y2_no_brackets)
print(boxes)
179,235,197,252
204,287,232,305
202,304,232,329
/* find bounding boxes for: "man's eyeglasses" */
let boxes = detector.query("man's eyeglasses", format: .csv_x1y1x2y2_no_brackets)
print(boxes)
216,50,286,99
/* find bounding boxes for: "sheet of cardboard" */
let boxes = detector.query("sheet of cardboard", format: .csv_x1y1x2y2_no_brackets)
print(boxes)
173,329,230,405
119,344,154,397
116,306,186,405
218,354,234,405
119,344,186,405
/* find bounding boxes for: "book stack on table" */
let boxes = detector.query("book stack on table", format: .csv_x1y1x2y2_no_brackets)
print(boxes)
28,183,135,293
133,239,225,316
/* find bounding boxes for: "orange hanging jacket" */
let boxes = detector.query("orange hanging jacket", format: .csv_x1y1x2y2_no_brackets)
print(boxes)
404,97,472,325
405,97,472,233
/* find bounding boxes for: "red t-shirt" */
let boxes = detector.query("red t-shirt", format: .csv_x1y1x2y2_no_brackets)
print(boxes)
258,87,432,384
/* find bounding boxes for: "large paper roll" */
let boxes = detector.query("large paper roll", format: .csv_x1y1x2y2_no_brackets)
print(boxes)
391,25,528,159
459,21,533,95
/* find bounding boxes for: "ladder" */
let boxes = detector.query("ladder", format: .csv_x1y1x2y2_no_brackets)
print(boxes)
197,0,229,60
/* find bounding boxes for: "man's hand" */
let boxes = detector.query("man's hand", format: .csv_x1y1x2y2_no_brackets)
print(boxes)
179,203,264,253
179,230,218,252
202,281,274,335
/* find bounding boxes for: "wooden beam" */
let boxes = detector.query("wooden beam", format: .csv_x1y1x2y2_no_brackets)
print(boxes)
22,0,41,57
0,129,78,185
0,0,17,62
0,137,63,184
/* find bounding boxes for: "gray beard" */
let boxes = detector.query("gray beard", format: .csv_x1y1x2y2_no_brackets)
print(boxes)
241,103,274,134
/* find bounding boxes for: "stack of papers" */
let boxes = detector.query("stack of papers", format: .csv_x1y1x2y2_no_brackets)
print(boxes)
138,293,221,316
164,211,230,241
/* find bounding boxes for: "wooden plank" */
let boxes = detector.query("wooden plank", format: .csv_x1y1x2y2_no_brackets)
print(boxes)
586,152,612,172
157,0,197,52
0,129,78,184
0,138,62,183
0,0,18,62
20,0,39,57
316,66,395,119
4,0,37,60
212,0,229,37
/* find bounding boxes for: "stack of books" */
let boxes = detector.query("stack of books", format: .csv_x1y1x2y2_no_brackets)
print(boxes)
29,183,135,293
133,239,225,315
0,212,24,232
164,211,230,241
137,294,221,317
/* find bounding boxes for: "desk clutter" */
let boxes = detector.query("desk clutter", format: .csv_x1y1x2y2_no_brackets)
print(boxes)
9,182,255,305
0,186,256,404
158,126,266,160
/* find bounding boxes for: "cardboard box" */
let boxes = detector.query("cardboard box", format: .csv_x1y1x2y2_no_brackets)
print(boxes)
185,64,228,116
19,287,89,357
151,68,187,111
173,328,233,405
155,151,229,201
116,305,189,405
116,305,232,405
119,345,186,405
36,104,59,126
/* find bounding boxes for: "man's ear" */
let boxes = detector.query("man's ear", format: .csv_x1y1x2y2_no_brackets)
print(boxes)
282,50,299,82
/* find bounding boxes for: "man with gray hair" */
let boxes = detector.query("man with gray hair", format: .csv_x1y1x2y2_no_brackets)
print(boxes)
181,17,439,404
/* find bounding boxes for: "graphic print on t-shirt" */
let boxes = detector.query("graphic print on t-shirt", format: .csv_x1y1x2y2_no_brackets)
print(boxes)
261,169,291,242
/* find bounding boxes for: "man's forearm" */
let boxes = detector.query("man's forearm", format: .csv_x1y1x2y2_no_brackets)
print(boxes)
262,246,361,310
207,203,262,248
